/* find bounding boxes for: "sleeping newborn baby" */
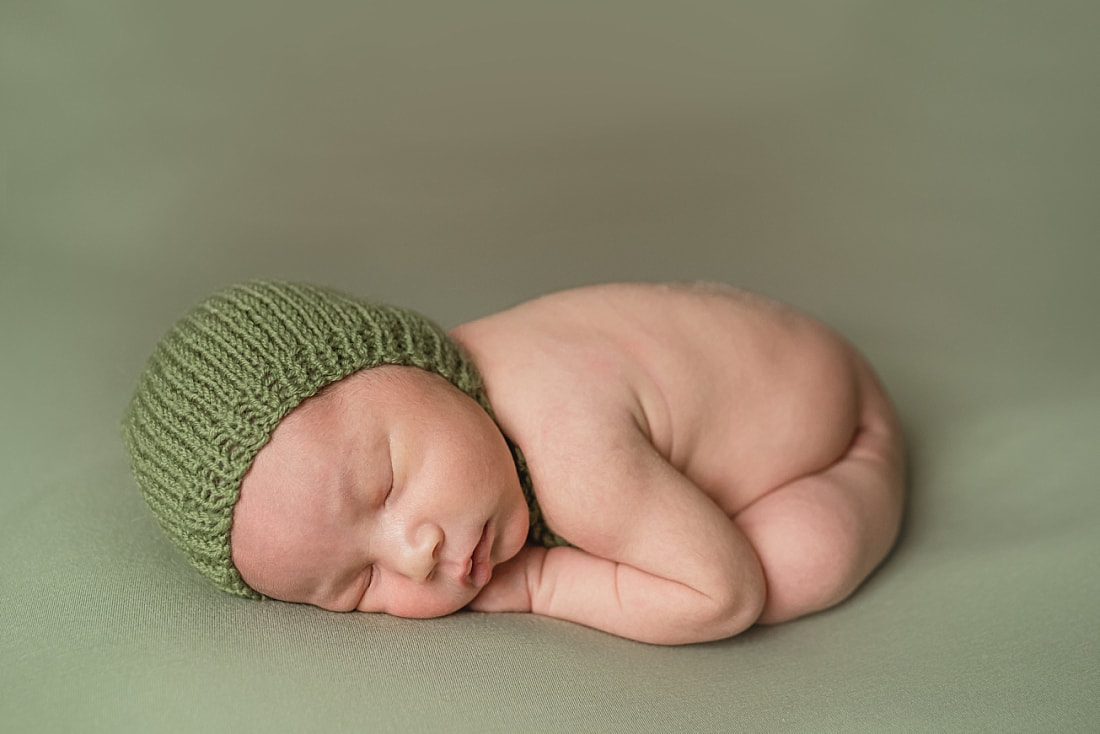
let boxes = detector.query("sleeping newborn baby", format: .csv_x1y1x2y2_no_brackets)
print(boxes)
123,281,904,645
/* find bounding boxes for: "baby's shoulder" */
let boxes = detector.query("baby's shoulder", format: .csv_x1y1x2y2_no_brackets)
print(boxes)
451,283,685,401
451,284,665,442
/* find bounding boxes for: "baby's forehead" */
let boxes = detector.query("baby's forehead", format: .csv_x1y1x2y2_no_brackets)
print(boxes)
305,365,437,405
273,368,385,431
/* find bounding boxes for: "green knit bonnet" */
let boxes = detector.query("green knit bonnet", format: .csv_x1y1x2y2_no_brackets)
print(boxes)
122,280,563,600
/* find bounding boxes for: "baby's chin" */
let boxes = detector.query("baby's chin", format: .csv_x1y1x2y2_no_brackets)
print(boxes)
407,605,468,619
378,585,482,619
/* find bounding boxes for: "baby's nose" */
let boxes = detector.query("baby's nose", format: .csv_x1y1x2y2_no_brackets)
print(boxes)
395,522,443,582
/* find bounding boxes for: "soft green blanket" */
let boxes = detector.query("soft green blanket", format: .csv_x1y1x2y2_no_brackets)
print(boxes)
2,2,1097,731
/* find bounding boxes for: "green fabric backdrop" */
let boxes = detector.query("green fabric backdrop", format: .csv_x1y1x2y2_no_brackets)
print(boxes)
3,2,1097,731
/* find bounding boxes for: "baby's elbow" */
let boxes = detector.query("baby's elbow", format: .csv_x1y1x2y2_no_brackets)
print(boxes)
688,574,766,643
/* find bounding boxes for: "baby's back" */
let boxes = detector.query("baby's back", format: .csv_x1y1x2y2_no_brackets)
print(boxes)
451,282,879,515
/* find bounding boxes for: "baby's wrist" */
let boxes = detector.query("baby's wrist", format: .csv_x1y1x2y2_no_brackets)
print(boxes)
520,545,550,614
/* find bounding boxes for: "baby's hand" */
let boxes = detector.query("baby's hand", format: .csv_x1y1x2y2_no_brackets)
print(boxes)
467,545,546,613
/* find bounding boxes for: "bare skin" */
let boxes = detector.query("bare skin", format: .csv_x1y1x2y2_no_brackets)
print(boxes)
231,283,905,645
230,365,531,618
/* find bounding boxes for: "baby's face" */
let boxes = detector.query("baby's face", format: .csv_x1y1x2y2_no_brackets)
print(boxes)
230,365,530,618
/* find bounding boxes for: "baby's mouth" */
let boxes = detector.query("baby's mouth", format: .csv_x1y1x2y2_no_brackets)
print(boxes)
465,522,493,588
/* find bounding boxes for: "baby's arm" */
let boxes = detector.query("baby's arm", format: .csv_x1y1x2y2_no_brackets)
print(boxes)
472,415,766,645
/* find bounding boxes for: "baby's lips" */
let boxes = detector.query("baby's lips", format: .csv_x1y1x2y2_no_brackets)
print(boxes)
471,558,493,588
468,522,494,587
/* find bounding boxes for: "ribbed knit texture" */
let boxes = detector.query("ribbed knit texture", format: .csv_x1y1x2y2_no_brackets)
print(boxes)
122,280,565,600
